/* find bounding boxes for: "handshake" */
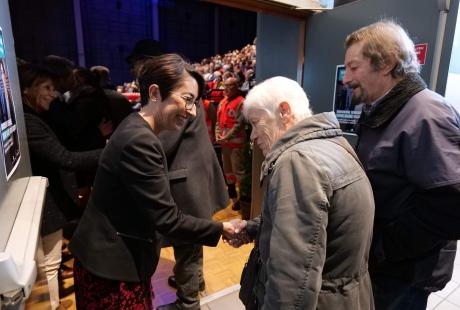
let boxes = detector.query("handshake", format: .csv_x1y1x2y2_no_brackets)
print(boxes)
222,219,253,248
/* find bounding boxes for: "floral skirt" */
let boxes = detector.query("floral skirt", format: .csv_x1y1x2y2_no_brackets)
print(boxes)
73,258,154,309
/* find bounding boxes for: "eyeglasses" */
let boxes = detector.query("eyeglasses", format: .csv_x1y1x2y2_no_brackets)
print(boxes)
171,92,200,111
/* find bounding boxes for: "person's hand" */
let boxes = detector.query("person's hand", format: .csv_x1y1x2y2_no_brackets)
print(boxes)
220,134,229,142
215,133,228,144
222,219,245,239
229,219,246,233
222,221,236,239
223,219,252,248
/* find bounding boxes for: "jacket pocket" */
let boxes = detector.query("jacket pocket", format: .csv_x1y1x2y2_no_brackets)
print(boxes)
320,277,360,294
318,273,372,310
330,169,363,190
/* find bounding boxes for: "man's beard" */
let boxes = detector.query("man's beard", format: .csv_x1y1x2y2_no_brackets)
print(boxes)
350,83,369,104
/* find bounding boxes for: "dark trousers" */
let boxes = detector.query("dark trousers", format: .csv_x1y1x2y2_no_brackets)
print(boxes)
372,274,430,310
173,244,203,310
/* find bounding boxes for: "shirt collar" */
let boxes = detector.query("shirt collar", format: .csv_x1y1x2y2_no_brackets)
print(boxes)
362,89,392,115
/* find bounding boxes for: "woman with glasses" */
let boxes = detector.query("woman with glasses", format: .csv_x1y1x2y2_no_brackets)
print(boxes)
69,54,236,309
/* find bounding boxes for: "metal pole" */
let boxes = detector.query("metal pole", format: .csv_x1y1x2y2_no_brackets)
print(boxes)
430,0,451,90
73,0,86,67
297,20,306,85
152,0,160,41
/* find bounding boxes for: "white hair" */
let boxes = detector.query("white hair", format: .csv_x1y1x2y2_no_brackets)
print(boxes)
243,76,312,122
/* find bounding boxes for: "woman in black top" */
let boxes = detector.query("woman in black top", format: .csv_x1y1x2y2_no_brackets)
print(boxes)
69,54,236,309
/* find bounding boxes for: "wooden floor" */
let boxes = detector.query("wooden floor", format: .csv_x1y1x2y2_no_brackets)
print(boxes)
25,202,253,309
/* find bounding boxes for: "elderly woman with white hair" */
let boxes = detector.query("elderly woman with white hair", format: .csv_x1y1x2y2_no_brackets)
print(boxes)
229,76,376,310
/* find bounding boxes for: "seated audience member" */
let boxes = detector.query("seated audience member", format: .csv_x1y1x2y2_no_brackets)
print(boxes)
69,54,238,310
19,63,102,310
222,71,235,82
228,76,375,310
240,69,256,95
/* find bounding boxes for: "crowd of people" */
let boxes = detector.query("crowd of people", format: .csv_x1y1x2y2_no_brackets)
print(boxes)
195,44,256,212
194,43,256,94
17,20,460,310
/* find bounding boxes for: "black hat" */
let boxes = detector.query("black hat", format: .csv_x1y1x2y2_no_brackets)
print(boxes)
126,39,162,64
42,55,74,77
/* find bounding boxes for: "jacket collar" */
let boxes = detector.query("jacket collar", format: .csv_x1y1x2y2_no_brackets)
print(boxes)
260,112,342,181
357,73,426,130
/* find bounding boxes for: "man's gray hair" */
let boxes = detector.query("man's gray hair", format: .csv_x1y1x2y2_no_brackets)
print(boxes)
243,76,312,121
345,20,420,77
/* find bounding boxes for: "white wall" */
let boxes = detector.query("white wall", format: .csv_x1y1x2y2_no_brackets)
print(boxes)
0,0,32,251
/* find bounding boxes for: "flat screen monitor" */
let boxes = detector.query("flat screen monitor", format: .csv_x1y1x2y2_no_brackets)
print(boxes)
332,64,363,135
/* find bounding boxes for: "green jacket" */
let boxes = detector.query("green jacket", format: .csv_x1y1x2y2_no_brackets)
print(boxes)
247,112,375,310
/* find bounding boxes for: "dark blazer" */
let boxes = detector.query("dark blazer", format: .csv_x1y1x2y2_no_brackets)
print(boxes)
23,103,101,236
159,104,228,247
69,113,223,282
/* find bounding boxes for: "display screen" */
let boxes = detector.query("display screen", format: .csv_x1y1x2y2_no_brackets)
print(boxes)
332,65,363,135
0,27,20,180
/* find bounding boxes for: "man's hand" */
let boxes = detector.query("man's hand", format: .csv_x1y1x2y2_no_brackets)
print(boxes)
223,221,236,237
229,219,247,233
223,219,252,248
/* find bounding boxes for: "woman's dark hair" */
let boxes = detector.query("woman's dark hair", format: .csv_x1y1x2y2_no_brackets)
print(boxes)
138,53,205,107
18,63,56,93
